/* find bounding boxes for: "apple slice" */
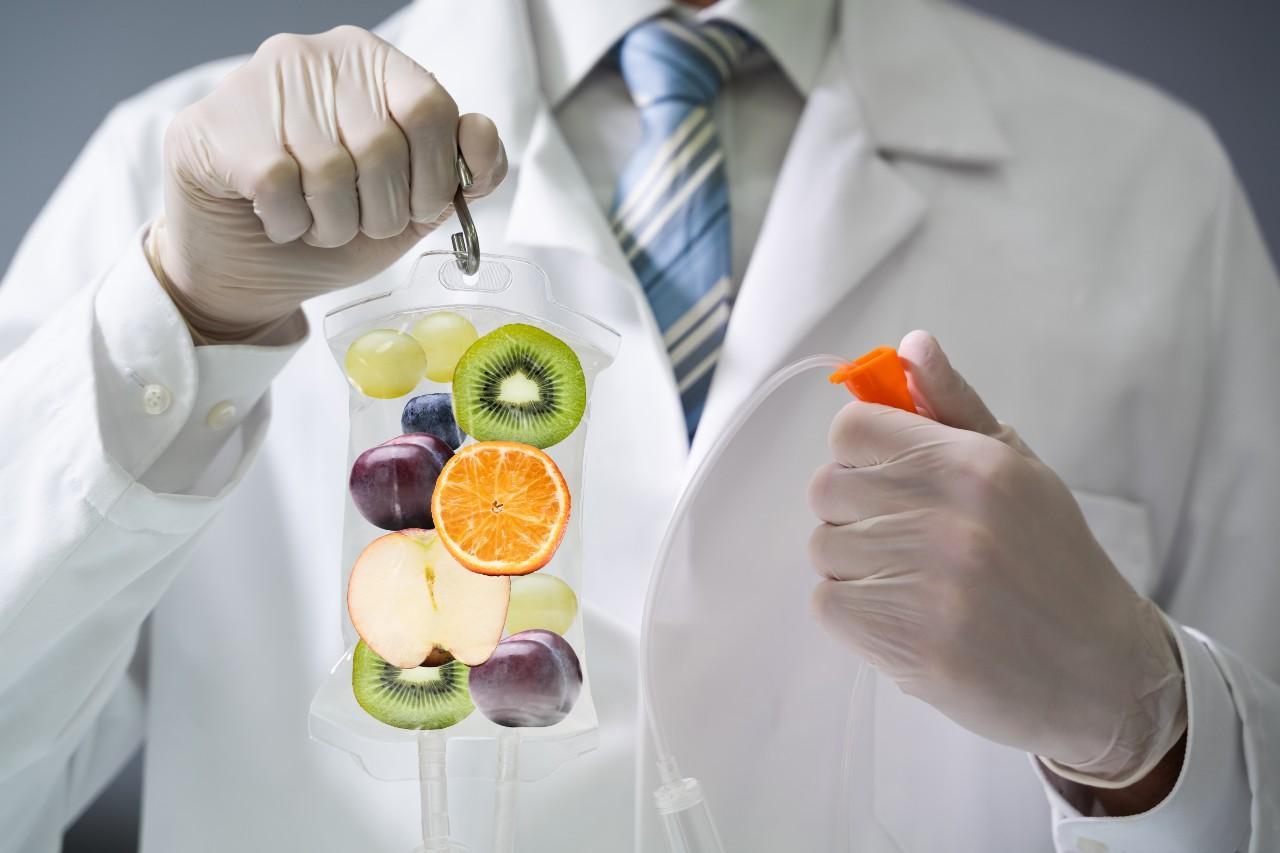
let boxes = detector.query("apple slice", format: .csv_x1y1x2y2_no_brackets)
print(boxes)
347,529,510,668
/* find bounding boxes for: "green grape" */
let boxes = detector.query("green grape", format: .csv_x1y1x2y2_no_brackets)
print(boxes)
505,574,578,636
344,330,427,399
411,311,479,383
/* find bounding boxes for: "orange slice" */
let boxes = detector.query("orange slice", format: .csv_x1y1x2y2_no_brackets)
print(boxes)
431,441,571,576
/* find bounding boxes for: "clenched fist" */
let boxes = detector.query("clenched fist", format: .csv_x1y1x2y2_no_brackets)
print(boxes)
151,26,507,342
808,331,1186,791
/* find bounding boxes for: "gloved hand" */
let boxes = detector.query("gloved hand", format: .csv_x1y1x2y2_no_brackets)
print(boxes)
150,26,507,343
807,330,1186,788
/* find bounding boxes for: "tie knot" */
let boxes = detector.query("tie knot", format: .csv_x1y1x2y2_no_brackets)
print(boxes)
617,17,754,108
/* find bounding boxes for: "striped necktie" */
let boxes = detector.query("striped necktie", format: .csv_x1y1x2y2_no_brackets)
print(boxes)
610,16,754,439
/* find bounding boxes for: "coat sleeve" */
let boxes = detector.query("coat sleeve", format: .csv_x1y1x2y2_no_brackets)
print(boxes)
0,89,299,849
1039,140,1280,852
1161,155,1280,851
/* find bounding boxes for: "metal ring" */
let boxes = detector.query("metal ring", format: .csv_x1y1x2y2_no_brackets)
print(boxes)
451,154,480,276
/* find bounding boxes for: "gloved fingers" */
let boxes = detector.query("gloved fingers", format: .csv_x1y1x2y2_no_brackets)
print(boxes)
808,462,866,524
287,140,360,248
807,510,931,581
245,155,314,244
897,330,1002,438
166,103,314,245
259,35,363,249
810,579,928,674
827,398,947,469
458,113,508,199
384,50,461,224
350,127,413,240
812,580,871,655
333,48,412,240
808,462,931,525
898,330,1039,457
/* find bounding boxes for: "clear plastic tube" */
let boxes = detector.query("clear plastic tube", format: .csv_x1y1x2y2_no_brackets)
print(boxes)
492,731,521,853
838,655,878,851
640,354,859,852
417,730,468,853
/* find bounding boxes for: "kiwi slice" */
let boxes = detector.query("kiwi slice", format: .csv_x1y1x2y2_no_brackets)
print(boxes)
452,324,587,448
352,640,474,730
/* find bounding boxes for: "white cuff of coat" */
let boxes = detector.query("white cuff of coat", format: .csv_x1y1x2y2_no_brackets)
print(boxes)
1035,623,1252,853
90,227,305,504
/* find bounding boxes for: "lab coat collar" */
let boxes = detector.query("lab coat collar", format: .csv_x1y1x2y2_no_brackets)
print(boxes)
525,0,666,106
396,0,1012,171
841,0,1011,164
526,0,838,103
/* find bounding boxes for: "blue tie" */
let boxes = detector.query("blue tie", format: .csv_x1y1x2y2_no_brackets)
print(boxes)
611,17,753,438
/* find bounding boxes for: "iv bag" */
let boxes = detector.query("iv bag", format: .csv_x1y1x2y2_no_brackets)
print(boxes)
309,251,617,784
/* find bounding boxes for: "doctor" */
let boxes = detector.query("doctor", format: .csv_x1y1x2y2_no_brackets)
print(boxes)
1,2,1277,852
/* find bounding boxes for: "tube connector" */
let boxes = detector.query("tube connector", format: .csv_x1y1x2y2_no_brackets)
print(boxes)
653,775,706,815
653,772,726,853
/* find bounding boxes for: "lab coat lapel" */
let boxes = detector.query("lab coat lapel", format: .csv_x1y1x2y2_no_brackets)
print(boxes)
690,49,927,463
690,0,1014,464
504,110,638,287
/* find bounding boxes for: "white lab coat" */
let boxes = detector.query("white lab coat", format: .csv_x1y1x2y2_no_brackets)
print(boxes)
1,0,1277,851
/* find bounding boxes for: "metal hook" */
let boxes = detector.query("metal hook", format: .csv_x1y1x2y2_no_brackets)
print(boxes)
451,154,480,276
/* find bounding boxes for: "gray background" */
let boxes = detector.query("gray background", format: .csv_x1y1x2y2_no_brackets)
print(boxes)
0,1,1272,851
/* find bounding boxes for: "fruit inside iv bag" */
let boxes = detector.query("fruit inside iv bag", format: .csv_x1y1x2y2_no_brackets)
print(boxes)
352,639,475,730
431,441,571,577
471,630,583,728
506,574,579,636
452,324,587,448
402,393,467,449
349,434,452,531
347,530,511,668
411,311,478,383
345,329,428,399
337,310,595,737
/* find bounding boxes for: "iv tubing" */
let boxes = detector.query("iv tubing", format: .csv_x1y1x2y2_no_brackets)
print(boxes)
492,730,521,853
418,730,455,852
639,354,854,798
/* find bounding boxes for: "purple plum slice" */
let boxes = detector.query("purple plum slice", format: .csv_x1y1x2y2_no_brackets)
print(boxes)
469,629,583,727
382,431,455,462
349,433,453,530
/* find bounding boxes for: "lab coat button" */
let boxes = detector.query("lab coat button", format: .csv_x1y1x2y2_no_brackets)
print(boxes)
142,383,172,415
206,400,238,430
1076,839,1108,853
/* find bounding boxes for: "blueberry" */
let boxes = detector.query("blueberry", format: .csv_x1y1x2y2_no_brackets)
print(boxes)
401,393,466,449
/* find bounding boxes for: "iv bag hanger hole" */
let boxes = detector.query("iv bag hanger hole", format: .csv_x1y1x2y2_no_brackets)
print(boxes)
439,152,513,293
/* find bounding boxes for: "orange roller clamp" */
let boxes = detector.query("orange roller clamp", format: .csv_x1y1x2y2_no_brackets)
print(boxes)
828,346,917,413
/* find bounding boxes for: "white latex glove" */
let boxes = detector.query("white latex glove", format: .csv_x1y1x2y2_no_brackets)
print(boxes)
151,26,507,343
807,331,1186,788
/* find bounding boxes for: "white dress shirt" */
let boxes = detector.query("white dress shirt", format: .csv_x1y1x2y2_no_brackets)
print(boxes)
534,0,835,293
